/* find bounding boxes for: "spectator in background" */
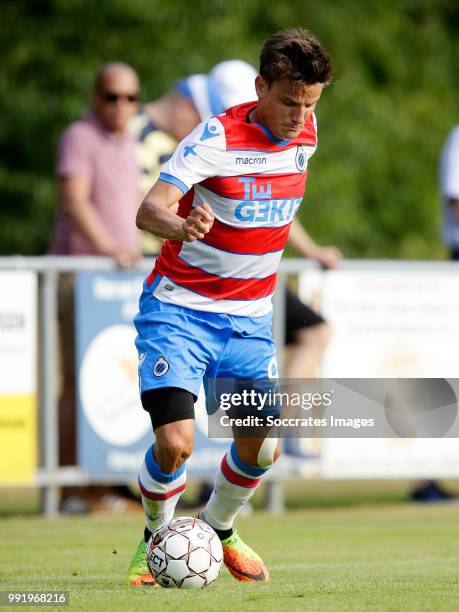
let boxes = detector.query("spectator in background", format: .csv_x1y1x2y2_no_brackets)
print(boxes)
129,60,258,254
404,127,459,503
440,125,459,259
283,219,341,380
49,62,142,513
50,62,142,263
281,217,342,459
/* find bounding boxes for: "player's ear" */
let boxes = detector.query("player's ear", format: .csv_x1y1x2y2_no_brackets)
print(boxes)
255,75,267,100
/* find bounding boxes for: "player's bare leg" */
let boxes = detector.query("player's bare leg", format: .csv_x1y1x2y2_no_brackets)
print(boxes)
201,434,280,582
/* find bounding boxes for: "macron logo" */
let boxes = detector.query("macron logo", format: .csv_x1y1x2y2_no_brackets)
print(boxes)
236,156,267,166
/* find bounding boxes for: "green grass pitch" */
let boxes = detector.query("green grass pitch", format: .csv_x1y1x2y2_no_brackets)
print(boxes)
1,504,459,611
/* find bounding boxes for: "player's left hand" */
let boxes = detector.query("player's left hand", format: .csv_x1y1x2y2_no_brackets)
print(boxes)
314,246,342,269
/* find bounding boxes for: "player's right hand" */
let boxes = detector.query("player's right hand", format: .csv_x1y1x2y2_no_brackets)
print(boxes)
181,203,214,241
112,249,141,268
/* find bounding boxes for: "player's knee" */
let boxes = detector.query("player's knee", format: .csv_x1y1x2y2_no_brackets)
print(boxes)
257,437,280,468
155,433,193,473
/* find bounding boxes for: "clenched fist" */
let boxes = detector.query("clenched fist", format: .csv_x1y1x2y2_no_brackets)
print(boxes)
181,203,214,241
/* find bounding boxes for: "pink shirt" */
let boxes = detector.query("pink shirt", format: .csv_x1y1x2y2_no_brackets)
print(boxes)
50,112,141,255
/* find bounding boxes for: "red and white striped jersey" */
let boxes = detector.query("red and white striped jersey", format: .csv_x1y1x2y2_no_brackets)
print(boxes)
148,101,318,317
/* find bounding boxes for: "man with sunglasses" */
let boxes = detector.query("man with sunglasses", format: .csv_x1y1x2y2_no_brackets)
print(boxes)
49,63,142,513
50,62,142,266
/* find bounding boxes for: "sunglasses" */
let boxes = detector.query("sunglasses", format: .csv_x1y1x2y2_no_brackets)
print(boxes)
101,91,139,103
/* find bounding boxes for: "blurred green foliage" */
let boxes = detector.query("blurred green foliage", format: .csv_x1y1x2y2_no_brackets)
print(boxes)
1,0,458,258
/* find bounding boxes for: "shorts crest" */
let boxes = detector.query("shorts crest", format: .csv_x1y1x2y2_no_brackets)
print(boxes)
153,355,169,377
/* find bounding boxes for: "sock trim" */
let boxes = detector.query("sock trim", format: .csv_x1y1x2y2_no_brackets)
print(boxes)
145,446,186,483
221,455,260,489
138,478,187,500
230,442,269,477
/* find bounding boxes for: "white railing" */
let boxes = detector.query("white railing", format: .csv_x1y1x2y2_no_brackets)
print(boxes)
1,256,456,515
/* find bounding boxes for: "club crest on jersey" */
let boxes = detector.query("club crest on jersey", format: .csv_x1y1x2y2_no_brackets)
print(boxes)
295,145,306,172
153,355,169,377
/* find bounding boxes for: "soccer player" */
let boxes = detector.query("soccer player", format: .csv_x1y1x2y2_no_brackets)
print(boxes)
128,27,333,586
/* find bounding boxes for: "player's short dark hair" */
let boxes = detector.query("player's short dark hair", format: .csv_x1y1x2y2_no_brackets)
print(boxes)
260,28,333,87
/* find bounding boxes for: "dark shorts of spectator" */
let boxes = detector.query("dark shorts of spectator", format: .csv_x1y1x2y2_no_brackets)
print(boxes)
285,288,326,345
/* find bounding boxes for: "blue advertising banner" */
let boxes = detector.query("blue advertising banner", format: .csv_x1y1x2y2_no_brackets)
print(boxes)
76,272,227,478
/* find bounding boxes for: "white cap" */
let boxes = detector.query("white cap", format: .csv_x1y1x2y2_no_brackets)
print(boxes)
176,60,257,120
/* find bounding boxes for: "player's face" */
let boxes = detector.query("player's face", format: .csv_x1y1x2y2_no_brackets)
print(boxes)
254,76,324,140
93,69,139,134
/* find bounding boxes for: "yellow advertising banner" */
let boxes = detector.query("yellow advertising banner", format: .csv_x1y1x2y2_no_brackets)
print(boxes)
0,270,38,484
0,395,37,483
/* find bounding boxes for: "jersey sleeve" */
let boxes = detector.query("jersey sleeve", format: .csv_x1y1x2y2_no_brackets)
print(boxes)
441,126,459,199
159,116,226,193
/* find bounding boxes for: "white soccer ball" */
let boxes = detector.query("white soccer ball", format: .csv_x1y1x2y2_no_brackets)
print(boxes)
146,517,223,589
